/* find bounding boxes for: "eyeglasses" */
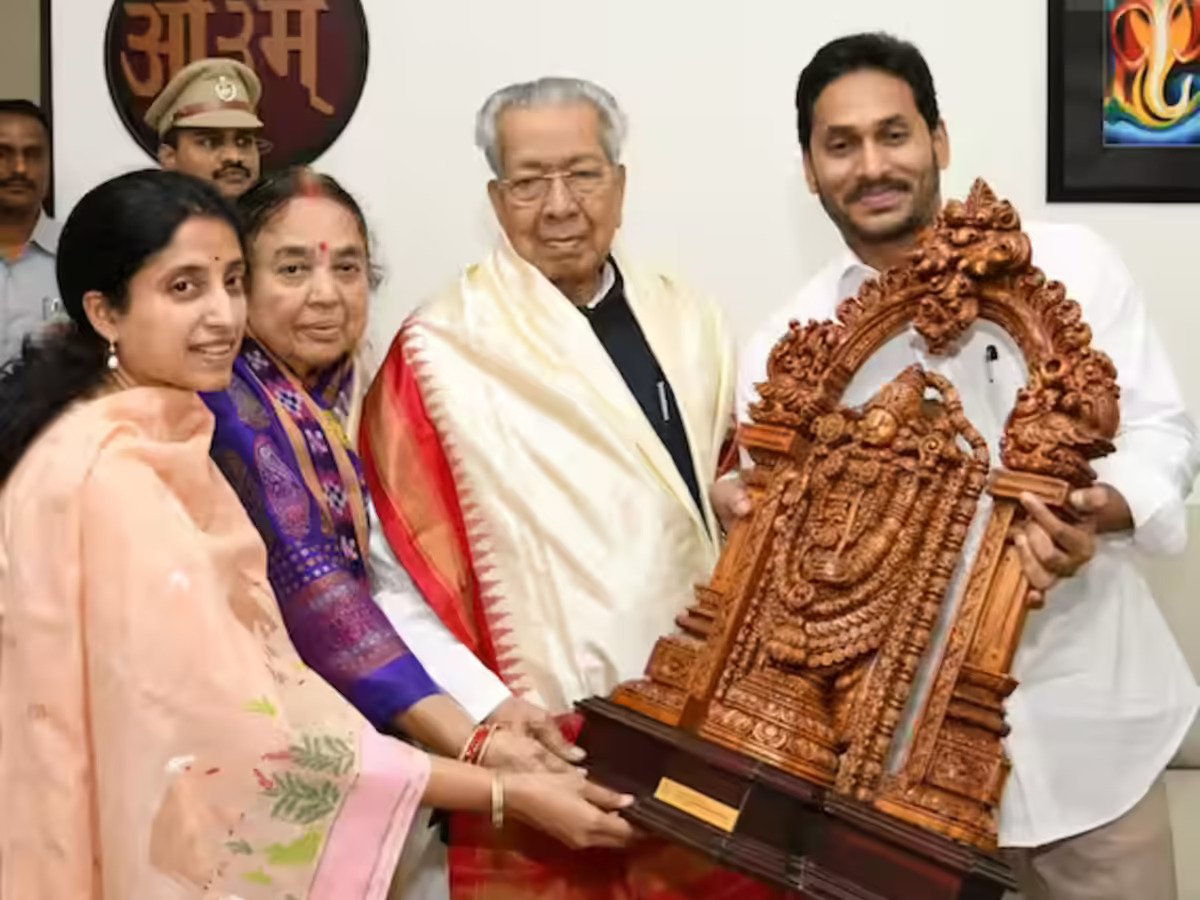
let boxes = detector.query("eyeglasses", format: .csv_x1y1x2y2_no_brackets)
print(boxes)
499,166,610,205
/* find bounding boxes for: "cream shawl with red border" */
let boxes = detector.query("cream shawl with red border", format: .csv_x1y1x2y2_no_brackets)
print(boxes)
364,240,735,712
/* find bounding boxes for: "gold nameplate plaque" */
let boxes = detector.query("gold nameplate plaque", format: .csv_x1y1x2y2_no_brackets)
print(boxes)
653,777,741,833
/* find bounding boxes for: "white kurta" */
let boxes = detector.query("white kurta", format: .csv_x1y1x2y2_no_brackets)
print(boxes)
369,495,510,722
739,221,1200,848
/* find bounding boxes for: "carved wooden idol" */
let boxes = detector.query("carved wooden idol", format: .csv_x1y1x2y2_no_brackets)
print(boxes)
583,180,1120,882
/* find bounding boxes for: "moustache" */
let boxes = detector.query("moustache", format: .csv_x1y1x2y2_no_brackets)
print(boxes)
0,177,36,191
213,164,252,180
848,179,911,204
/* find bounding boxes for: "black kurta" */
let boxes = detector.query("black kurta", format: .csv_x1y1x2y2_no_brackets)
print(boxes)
576,263,706,520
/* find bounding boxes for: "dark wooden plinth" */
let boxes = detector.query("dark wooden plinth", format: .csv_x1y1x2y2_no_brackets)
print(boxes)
576,698,1016,900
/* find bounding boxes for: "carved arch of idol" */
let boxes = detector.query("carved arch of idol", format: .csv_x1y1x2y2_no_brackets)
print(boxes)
610,180,1120,851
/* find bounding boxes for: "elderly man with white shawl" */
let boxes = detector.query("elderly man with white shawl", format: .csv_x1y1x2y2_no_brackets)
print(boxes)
360,78,770,900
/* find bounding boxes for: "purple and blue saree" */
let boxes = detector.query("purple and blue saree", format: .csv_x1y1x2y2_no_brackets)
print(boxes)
203,337,440,730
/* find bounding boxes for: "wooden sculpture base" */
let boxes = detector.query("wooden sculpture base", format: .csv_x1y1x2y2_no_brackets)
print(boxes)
577,698,1015,900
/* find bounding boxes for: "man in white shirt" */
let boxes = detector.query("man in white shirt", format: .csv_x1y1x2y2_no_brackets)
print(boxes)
734,32,1200,900
0,100,60,362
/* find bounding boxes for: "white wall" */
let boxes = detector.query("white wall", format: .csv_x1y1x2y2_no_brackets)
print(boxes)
52,0,1199,414
0,0,41,102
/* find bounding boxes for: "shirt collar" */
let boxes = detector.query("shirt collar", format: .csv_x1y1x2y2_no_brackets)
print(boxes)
584,260,617,309
29,211,61,255
833,246,877,303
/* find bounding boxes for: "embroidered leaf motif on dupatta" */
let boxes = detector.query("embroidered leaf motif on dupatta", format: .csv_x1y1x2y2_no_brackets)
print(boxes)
290,734,355,776
264,771,341,824
264,829,324,866
225,839,254,855
244,696,278,717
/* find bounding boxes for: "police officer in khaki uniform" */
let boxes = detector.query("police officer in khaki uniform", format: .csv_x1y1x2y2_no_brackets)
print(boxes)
145,58,265,200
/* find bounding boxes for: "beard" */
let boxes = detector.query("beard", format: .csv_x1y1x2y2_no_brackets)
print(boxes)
815,153,942,248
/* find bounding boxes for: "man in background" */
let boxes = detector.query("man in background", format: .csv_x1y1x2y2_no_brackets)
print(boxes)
145,58,264,200
0,99,59,361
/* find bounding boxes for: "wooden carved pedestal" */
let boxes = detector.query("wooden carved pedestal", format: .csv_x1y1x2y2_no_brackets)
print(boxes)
577,697,1014,899
580,181,1120,898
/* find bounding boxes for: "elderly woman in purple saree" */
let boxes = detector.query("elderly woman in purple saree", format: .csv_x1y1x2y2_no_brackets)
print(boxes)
199,168,452,738
204,336,438,729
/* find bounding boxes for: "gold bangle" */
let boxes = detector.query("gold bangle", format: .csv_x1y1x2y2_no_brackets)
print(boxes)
477,723,502,765
490,773,505,829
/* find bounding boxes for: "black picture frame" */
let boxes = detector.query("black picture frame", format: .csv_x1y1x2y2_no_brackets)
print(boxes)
40,0,54,216
1047,0,1200,203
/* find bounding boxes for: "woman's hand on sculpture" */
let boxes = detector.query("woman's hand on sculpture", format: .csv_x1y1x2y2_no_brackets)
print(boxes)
504,770,636,849
486,696,586,766
482,727,576,774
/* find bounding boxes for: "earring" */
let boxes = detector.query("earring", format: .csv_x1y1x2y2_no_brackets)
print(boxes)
106,342,119,371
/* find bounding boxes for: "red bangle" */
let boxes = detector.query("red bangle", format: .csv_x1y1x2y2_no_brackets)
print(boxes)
458,725,490,764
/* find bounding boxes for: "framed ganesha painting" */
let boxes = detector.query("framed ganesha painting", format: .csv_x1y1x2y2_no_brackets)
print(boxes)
1048,0,1200,201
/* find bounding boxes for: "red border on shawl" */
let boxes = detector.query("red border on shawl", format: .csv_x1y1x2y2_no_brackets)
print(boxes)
359,327,501,674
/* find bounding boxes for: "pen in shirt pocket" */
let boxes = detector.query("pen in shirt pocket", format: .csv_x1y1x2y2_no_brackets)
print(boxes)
984,344,998,384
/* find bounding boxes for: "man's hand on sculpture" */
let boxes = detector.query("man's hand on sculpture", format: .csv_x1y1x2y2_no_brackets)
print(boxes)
1013,485,1130,599
486,696,586,770
1068,483,1133,535
711,473,752,533
482,728,576,773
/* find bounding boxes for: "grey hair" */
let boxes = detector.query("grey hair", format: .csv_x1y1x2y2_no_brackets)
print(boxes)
474,76,628,176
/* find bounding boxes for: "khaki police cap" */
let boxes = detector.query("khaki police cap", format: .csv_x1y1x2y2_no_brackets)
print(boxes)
144,58,264,138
